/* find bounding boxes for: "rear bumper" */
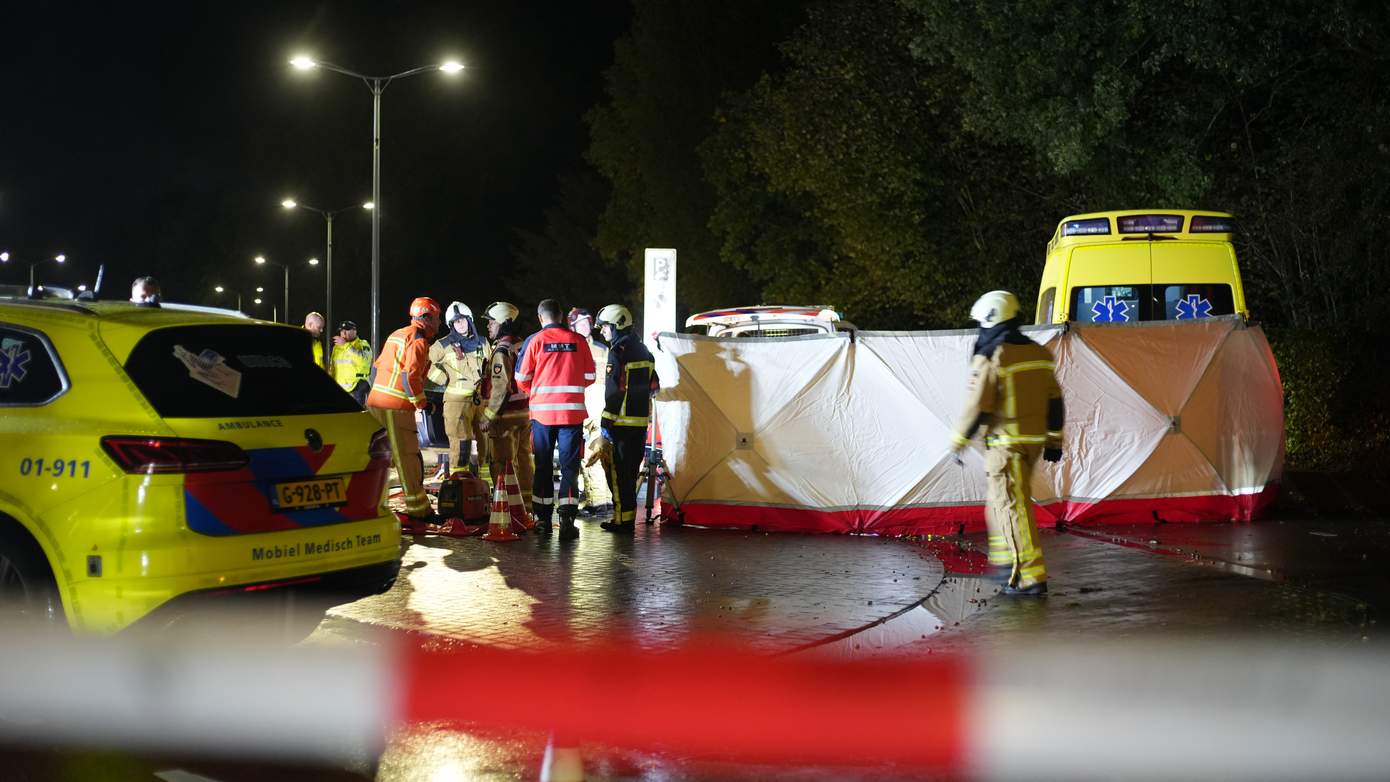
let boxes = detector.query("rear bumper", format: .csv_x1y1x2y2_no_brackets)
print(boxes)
124,558,400,634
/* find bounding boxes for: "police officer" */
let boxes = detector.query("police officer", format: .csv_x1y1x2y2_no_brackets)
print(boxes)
948,290,1064,596
366,297,444,532
428,302,487,476
515,299,595,540
478,301,534,507
586,304,659,534
570,307,614,516
331,320,373,406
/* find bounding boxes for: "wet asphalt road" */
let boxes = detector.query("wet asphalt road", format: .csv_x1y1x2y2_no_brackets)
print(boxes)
4,514,1386,781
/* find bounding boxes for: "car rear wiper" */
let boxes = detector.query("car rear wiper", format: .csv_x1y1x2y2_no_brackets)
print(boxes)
1122,234,1178,241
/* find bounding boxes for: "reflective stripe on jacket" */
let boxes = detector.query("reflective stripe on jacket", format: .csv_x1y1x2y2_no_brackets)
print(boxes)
602,333,660,430
951,340,1064,449
427,338,486,401
516,324,596,426
481,335,529,422
331,338,373,392
366,325,431,411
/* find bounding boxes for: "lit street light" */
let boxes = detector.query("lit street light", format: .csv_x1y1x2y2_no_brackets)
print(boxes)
9,252,68,289
253,255,290,324
288,53,465,350
281,197,372,352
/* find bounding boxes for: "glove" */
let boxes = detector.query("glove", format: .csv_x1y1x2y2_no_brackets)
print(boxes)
584,436,612,468
1043,447,1062,463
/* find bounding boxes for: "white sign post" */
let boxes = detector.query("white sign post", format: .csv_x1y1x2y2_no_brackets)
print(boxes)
643,248,677,351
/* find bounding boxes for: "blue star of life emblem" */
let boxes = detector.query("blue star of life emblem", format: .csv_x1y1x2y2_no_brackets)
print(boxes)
1090,295,1130,323
0,344,32,389
1174,294,1213,320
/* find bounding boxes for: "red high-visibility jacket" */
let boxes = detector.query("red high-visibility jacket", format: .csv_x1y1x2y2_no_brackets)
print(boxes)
515,324,595,426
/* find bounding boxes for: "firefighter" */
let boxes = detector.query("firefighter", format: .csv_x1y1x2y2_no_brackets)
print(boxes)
427,302,487,477
366,297,443,532
331,320,373,406
304,311,328,370
477,301,534,506
515,299,595,540
570,307,614,516
586,304,659,534
948,290,1064,596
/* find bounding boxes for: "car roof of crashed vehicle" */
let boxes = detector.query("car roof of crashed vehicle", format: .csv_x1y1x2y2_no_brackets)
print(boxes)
685,305,839,329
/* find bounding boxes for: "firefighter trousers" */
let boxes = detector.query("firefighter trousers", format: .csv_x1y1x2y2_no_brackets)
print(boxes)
486,417,534,501
984,444,1047,589
605,426,646,527
369,407,431,519
443,399,478,475
581,418,612,506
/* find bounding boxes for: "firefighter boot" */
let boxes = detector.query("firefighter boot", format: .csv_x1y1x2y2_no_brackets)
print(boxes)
558,512,579,541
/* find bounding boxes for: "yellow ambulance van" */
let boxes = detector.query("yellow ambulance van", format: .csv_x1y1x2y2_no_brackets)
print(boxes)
1035,210,1249,325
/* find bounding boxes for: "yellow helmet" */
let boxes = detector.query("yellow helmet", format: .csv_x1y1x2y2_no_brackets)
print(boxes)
483,301,519,323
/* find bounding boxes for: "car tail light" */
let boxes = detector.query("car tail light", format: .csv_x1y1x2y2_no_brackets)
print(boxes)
101,436,250,474
369,429,392,462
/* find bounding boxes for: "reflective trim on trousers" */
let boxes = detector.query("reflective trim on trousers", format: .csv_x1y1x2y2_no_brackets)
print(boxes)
987,434,1048,446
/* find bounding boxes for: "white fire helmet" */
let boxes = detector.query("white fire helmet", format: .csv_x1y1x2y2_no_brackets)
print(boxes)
969,290,1021,328
444,301,473,325
596,304,634,331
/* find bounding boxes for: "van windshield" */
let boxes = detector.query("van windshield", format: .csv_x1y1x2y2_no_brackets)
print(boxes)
123,324,359,417
1071,285,1234,323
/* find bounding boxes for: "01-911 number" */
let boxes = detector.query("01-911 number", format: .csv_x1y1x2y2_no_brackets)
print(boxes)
19,458,91,479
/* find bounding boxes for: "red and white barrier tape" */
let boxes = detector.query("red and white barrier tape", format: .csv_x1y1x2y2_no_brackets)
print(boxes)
1,629,1388,779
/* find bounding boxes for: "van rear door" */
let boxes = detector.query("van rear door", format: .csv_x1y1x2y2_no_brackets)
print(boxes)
1150,242,1243,320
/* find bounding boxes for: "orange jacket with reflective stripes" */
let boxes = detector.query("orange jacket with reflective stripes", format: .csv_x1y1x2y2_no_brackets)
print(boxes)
515,324,596,426
366,324,432,411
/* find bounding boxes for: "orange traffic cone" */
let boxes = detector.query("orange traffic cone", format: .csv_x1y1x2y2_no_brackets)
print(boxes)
503,461,534,531
482,463,522,541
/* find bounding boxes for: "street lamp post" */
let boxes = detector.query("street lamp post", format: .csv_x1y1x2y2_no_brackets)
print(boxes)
213,285,242,312
289,55,465,350
282,199,373,353
11,253,67,289
253,255,289,324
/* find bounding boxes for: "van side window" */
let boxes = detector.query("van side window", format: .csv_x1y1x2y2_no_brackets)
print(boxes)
0,326,68,406
1038,288,1056,324
1159,284,1234,320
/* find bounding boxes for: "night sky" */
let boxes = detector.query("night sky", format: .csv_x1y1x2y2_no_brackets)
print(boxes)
1,1,630,336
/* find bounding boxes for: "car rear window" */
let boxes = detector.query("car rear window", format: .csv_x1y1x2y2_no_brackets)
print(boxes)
123,324,359,417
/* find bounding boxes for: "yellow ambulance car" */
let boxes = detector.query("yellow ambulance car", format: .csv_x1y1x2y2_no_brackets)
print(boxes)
0,293,400,633
1035,210,1249,324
